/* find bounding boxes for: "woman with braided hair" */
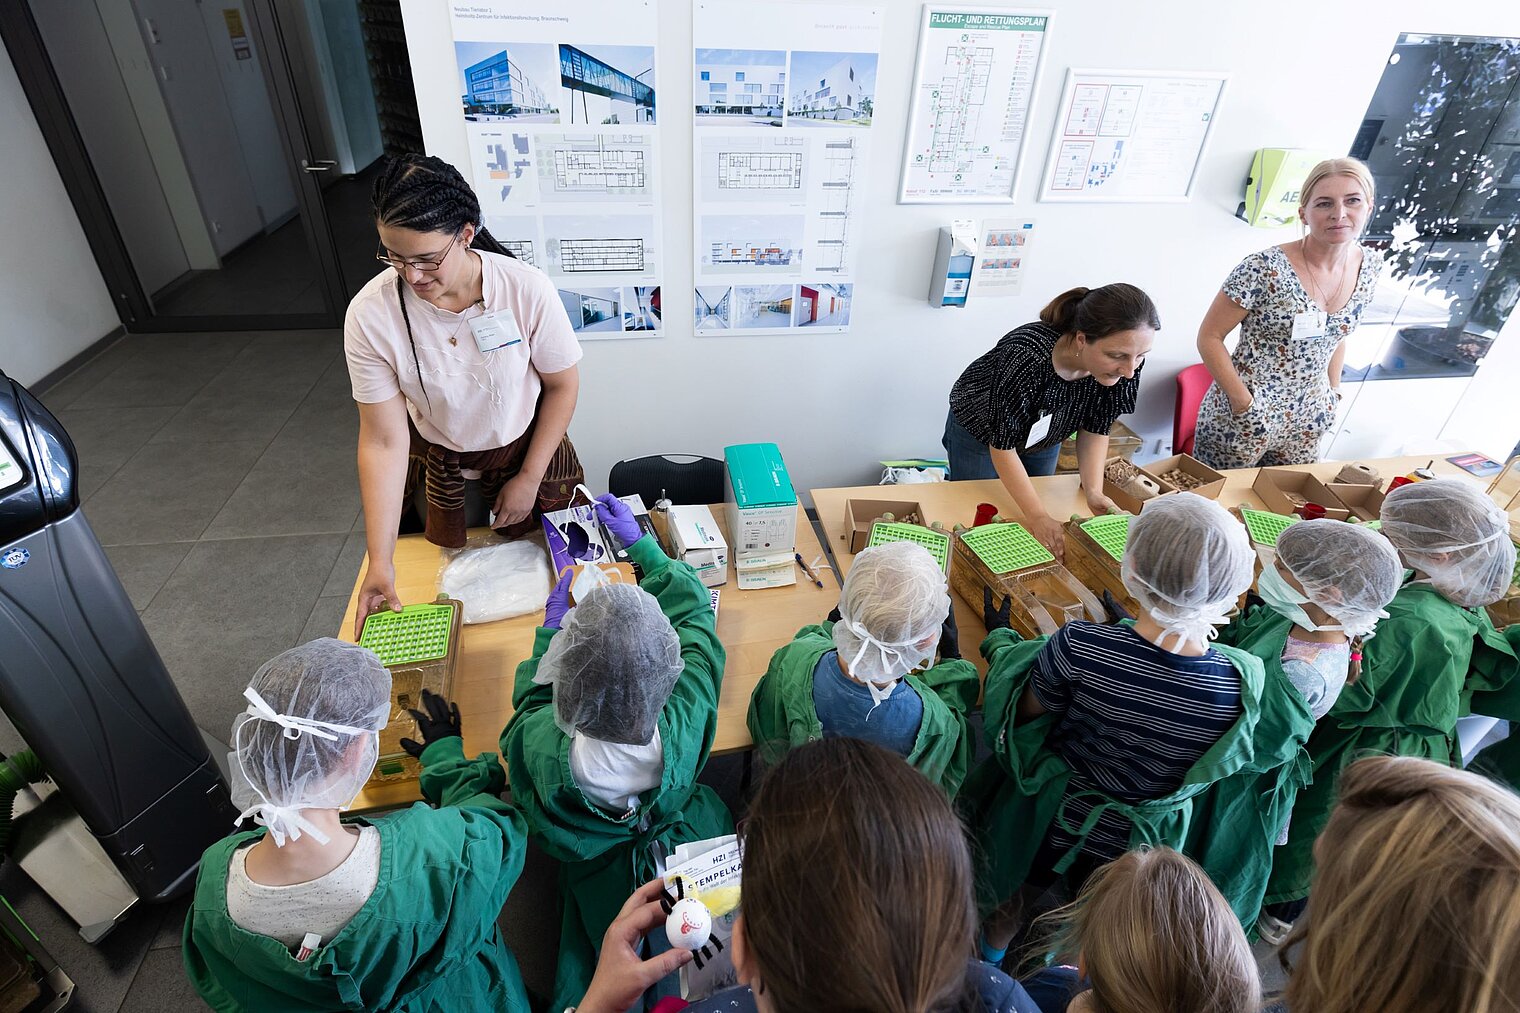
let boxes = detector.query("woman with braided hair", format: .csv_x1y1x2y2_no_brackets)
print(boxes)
346,155,585,635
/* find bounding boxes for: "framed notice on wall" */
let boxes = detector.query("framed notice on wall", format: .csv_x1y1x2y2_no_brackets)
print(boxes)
898,5,1053,204
1038,68,1227,203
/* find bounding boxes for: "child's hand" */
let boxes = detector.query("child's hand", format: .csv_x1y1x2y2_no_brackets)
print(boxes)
595,493,645,550
544,570,573,629
399,689,462,757
939,604,961,660
578,879,694,1013
983,587,1013,631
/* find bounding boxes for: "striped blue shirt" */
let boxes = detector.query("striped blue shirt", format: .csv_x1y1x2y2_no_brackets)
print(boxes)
1031,621,1242,862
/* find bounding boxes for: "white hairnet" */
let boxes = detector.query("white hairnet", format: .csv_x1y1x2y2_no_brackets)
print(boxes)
832,541,949,689
533,582,682,745
228,638,391,846
1273,520,1403,638
1381,478,1516,608
1121,493,1254,649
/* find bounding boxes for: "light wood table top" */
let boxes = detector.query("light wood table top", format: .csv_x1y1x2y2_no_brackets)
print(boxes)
342,506,838,811
812,454,1473,676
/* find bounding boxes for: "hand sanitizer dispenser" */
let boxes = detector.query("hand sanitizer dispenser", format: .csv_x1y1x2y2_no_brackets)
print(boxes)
929,219,977,307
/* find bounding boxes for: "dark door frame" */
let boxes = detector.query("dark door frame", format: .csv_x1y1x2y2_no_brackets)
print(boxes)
0,0,348,332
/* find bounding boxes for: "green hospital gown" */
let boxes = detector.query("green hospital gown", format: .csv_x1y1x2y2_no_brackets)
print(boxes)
746,621,981,796
1266,582,1520,903
182,737,531,1012
960,626,1312,930
501,534,731,1011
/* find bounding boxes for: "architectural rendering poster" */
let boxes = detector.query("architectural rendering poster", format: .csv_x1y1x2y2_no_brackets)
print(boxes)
1037,68,1228,203
449,0,664,338
692,1,884,336
898,6,1053,204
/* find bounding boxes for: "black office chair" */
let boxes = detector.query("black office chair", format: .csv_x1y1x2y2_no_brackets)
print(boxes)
608,454,725,506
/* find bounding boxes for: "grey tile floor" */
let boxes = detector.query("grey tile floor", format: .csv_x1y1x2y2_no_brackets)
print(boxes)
1,327,366,1012
4,329,1289,1011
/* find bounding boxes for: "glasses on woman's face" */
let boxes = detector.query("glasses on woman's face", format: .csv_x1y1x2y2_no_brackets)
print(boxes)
376,232,460,272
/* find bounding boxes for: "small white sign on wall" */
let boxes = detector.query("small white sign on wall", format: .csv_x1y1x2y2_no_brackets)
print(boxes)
1038,68,1228,203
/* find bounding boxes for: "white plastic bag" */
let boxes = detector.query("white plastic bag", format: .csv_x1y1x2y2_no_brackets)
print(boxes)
880,466,946,485
440,539,552,624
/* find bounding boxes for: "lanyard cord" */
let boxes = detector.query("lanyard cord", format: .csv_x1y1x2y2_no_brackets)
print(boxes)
395,275,432,413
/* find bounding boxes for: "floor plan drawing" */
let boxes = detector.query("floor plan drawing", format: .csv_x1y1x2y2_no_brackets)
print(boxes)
558,237,647,272
925,45,994,175
536,134,656,201
482,133,534,203
718,151,804,190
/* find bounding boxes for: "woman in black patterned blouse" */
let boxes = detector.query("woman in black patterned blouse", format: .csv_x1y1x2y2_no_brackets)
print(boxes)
944,284,1158,560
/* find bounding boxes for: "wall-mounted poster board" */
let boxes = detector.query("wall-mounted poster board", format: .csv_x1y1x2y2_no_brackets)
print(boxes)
898,6,1053,204
1038,68,1227,203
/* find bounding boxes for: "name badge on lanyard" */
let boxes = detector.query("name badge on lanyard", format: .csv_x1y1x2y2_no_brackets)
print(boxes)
1025,413,1053,449
468,310,523,353
1291,309,1327,340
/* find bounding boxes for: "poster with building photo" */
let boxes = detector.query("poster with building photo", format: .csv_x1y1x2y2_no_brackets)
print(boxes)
692,1,883,336
449,0,664,338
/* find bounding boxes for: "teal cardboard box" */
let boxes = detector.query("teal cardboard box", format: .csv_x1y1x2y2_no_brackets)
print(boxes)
724,443,798,571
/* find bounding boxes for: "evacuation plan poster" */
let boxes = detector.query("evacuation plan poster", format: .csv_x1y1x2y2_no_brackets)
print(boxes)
898,6,1052,204
691,1,884,336
449,0,664,338
1038,68,1228,203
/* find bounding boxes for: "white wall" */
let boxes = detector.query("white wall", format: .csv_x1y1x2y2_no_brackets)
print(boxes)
403,0,1520,496
0,44,119,385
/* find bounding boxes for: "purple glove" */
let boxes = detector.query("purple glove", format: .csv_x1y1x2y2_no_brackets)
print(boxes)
544,571,573,629
595,493,644,550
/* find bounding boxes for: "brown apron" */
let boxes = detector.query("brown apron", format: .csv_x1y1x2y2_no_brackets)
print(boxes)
405,416,583,549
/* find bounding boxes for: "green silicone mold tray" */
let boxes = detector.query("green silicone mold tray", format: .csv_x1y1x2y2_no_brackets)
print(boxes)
1240,508,1299,547
1080,514,1131,563
359,602,457,666
868,522,951,571
959,522,1055,574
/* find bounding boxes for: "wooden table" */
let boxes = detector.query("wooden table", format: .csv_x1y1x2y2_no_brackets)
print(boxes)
812,455,1474,675
342,507,838,810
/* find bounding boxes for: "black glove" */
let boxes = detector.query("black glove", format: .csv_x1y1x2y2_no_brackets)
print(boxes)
938,605,961,660
399,688,462,758
982,587,1013,632
826,604,842,624
1101,590,1134,624
1242,588,1265,614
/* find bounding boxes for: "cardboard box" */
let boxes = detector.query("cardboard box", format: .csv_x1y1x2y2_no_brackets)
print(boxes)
562,562,637,604
1251,469,1351,521
725,443,797,558
1143,454,1226,500
842,498,924,553
1102,457,1178,515
1327,482,1386,523
734,555,797,590
667,504,729,588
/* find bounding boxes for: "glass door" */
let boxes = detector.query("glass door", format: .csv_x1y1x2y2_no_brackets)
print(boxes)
3,0,348,329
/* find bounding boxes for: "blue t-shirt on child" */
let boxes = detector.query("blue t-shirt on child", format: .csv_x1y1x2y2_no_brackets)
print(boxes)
811,649,924,756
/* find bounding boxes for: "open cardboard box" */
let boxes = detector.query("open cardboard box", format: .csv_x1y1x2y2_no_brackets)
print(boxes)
1102,457,1177,515
1251,468,1351,521
1143,454,1226,500
1327,482,1386,522
842,497,925,553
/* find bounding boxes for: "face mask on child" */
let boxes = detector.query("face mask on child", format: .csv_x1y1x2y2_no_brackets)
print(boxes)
1257,564,1343,634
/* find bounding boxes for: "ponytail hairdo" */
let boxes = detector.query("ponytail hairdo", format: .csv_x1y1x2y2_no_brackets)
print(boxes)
370,153,514,258
1039,282,1160,340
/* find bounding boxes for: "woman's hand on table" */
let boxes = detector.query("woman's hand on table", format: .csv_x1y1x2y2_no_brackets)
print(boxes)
1026,512,1066,562
354,563,401,639
492,472,540,528
1084,490,1121,517
577,878,694,1013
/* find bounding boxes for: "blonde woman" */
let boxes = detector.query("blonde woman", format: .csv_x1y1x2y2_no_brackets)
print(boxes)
1021,848,1260,1013
1192,158,1381,469
1282,755,1520,1013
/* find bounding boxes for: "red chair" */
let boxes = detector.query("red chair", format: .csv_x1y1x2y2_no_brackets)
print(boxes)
1173,363,1214,456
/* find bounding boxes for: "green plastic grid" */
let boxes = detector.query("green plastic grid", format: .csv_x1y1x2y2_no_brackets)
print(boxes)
867,521,951,571
359,602,456,666
959,522,1054,574
1080,514,1131,563
1239,508,1299,547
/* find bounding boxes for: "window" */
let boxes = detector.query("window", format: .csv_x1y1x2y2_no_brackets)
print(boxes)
735,72,745,81
820,78,826,88
710,82,727,92
770,83,783,93
701,71,710,81
1343,32,1520,382
849,67,854,81
745,83,761,93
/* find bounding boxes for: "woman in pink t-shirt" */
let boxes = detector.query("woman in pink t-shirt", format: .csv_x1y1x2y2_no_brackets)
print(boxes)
345,155,585,635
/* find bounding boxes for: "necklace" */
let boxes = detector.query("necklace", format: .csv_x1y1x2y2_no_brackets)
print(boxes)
1299,238,1352,314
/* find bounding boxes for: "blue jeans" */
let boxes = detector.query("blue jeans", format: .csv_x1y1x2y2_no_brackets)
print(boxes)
942,410,1061,479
